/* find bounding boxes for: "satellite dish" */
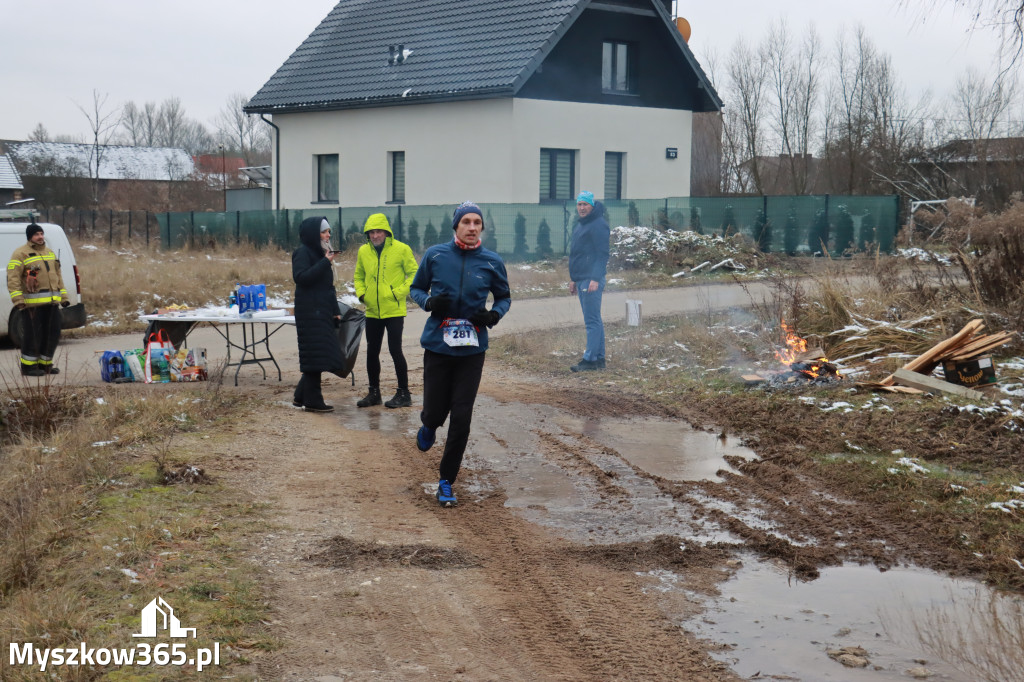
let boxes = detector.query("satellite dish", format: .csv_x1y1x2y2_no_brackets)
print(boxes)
675,17,691,43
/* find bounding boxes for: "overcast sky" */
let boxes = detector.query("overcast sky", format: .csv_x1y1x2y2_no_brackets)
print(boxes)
0,0,1011,143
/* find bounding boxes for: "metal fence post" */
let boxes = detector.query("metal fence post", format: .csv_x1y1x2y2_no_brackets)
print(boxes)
145,210,150,247
236,211,241,245
108,209,113,245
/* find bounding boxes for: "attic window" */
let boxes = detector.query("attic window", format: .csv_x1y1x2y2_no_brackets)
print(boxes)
388,44,413,65
602,41,632,93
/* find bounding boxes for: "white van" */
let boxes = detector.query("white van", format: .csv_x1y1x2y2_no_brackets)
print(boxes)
0,222,86,346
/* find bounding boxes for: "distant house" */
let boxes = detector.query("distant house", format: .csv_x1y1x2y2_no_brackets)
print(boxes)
244,0,722,209
0,140,197,210
0,154,24,206
911,136,1024,209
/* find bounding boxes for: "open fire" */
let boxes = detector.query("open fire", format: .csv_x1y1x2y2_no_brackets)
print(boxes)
773,320,841,382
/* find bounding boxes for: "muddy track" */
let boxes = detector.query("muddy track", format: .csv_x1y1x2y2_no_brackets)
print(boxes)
223,357,1004,679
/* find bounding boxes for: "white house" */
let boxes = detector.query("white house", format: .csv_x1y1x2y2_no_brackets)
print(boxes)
244,0,721,209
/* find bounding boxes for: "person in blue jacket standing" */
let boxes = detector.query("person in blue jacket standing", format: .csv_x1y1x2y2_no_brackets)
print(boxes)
568,190,610,372
409,201,511,507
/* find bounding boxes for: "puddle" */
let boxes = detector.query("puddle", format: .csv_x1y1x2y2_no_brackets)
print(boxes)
678,561,1023,681
555,413,753,482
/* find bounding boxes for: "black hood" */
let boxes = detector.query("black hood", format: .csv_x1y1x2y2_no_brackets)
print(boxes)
299,216,328,252
580,200,606,224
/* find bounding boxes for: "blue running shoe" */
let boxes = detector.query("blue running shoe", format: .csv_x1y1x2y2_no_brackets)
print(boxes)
417,425,436,452
436,479,457,507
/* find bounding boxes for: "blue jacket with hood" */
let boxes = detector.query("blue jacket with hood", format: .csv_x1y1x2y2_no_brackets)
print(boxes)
410,240,511,356
568,200,610,284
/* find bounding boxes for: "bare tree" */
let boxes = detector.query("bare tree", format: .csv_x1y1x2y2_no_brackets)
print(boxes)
765,20,823,193
119,101,161,146
725,39,770,193
75,89,121,205
214,92,271,165
28,123,50,142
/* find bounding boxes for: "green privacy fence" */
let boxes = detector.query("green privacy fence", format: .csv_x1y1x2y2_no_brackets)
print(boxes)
154,194,900,256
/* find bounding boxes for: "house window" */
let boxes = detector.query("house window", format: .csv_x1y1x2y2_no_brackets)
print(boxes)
388,151,405,203
539,148,576,202
315,154,339,202
605,152,624,200
602,41,632,92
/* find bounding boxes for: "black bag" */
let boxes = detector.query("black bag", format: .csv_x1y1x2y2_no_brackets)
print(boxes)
332,300,365,379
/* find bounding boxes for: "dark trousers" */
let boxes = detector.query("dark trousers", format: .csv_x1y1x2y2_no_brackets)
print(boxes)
21,304,61,368
421,349,486,484
293,371,326,407
365,316,408,390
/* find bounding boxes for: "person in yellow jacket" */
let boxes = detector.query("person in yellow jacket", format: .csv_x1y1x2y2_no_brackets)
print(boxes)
7,224,70,376
353,213,419,408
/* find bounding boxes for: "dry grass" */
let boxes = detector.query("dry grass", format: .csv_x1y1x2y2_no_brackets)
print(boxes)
0,375,273,677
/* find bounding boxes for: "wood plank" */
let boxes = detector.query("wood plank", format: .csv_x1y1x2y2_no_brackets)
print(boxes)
881,320,984,385
945,332,1013,361
741,374,766,384
892,368,987,400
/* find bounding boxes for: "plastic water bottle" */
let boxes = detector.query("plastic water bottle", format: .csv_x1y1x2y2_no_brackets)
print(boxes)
229,289,237,308
158,357,170,383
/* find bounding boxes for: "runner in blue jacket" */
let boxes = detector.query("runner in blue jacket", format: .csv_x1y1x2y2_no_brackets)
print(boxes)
409,201,511,507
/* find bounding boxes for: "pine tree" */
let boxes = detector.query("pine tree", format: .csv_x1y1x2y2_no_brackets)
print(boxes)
754,209,772,252
423,220,438,247
690,206,703,234
513,212,529,260
536,218,553,259
406,218,421,253
858,211,876,251
720,205,736,236
627,201,640,227
783,206,800,256
809,209,829,255
347,221,361,247
483,210,499,251
834,205,854,255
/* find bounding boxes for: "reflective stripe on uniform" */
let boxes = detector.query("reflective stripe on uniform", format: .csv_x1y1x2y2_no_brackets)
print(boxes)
8,259,22,269
20,357,39,366
23,255,43,265
10,290,22,297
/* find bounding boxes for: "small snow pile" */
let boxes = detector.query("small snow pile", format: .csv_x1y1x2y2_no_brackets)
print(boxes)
943,400,1024,432
888,457,929,475
609,226,745,269
896,248,953,266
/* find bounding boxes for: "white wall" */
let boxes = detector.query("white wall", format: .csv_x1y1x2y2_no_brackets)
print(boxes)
272,98,693,208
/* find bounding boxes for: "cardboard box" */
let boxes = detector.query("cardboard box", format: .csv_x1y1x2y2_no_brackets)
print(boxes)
942,356,997,388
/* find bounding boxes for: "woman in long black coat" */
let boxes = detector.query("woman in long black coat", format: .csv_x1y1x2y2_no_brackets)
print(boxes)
292,216,344,412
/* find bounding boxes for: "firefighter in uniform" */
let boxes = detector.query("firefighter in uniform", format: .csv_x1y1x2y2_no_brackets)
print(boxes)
7,224,70,376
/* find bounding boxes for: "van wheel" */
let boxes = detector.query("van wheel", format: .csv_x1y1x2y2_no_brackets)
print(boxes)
8,308,24,348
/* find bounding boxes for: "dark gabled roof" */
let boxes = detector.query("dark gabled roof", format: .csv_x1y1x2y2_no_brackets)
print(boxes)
245,0,720,114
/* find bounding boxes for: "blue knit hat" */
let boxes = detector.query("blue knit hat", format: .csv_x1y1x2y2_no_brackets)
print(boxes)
451,201,484,230
576,191,595,207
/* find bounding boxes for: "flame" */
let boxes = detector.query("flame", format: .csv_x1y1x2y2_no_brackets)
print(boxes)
774,319,807,365
773,320,842,379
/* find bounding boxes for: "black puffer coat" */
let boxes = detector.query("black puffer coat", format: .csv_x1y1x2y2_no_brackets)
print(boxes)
292,217,344,374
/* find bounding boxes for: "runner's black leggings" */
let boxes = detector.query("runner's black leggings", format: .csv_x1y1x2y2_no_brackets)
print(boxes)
421,349,486,484
365,316,408,390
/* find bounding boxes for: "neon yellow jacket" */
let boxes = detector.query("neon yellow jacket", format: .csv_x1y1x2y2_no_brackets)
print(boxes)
354,213,418,319
7,241,68,307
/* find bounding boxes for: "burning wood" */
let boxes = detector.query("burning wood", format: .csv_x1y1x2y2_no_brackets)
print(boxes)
773,320,842,382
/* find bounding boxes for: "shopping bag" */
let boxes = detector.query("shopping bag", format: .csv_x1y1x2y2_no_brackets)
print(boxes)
144,330,175,383
169,347,208,382
124,350,145,382
99,351,126,382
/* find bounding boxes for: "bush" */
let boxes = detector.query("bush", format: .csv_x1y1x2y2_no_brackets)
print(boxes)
513,212,529,260
423,220,438,248
783,207,800,256
754,209,771,253
808,209,829,255
858,211,876,251
834,205,854,254
954,195,1024,322
536,219,553,259
406,218,421,253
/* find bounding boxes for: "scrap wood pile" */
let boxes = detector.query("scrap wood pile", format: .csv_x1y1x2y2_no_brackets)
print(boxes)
858,319,1014,397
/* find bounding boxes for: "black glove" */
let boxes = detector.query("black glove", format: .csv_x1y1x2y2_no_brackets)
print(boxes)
426,294,452,318
358,294,365,303
469,309,500,328
60,301,70,308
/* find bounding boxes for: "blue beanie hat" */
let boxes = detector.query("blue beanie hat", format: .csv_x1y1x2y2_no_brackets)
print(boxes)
451,201,484,230
576,191,595,207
